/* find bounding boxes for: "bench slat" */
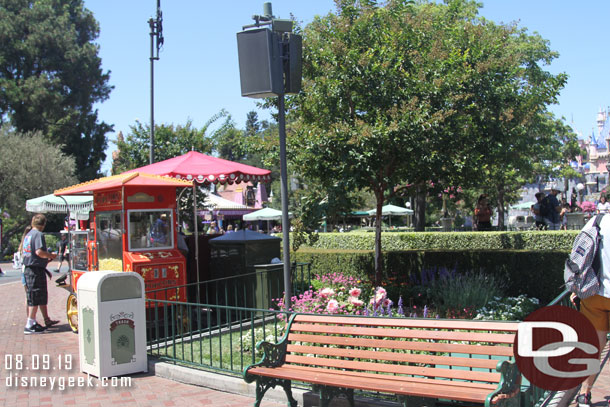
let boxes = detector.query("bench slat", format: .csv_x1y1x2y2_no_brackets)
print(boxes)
285,354,501,383
288,333,515,357
293,314,519,332
290,323,515,344
285,364,499,391
286,344,501,369
249,366,494,403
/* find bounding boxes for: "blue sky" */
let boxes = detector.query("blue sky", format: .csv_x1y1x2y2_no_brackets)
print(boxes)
85,1,610,173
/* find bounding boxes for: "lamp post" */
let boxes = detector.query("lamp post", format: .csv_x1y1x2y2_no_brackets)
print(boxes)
149,0,164,164
237,3,301,310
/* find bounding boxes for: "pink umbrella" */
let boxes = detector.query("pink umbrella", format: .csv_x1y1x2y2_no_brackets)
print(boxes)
125,151,271,184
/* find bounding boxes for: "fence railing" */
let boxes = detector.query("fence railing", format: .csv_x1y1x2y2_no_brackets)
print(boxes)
147,262,311,309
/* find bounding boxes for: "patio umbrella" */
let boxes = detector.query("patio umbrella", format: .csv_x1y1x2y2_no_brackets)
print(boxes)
243,208,293,232
366,204,414,227
125,151,271,184
26,193,94,220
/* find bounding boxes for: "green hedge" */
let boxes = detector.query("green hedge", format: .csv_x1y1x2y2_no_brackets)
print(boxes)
294,248,568,304
301,231,577,251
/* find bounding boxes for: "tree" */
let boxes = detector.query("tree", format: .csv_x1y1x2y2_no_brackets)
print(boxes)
455,20,569,227
0,126,78,253
290,0,481,284
112,115,223,174
0,0,113,181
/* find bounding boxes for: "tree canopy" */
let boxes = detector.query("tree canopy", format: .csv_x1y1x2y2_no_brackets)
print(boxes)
289,0,572,283
0,126,78,252
0,0,112,181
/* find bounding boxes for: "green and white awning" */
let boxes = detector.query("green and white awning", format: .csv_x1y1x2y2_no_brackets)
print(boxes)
26,194,93,220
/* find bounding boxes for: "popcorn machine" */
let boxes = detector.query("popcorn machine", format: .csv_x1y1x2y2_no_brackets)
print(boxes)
55,173,193,333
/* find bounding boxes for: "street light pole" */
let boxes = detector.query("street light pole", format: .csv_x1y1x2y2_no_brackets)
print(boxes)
149,0,164,165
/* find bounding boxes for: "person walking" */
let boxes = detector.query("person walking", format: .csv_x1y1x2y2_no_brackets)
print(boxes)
21,214,59,334
542,185,562,230
56,231,69,272
575,214,610,407
474,194,492,231
532,192,546,230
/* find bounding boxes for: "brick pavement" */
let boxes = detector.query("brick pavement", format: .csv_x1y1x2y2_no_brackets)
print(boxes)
0,262,284,407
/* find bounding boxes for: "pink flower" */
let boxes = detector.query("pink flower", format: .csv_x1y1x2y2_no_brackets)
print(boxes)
348,296,364,307
319,288,335,298
349,288,361,297
326,300,339,313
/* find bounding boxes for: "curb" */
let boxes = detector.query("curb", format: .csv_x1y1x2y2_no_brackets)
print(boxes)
148,358,402,407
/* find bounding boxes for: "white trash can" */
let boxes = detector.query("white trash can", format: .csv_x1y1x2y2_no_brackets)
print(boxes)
77,271,148,378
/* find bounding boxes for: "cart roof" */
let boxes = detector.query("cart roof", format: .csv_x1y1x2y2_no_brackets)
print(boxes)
54,172,193,196
125,151,271,184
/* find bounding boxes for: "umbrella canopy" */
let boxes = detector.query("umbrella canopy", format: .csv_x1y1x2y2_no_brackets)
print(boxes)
243,207,292,221
510,201,536,210
125,151,271,184
26,194,93,220
367,204,414,216
54,172,193,196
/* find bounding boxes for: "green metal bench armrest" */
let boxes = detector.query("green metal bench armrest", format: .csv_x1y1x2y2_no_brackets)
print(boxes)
485,360,522,407
243,313,296,383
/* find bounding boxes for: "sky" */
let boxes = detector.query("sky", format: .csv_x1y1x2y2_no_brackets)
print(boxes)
84,1,610,174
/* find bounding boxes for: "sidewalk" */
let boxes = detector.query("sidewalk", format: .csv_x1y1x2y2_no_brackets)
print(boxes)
0,261,284,407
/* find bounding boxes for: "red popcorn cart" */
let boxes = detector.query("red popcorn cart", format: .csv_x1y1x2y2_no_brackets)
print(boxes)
55,172,193,332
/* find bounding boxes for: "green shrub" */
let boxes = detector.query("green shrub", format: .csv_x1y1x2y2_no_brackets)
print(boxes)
294,248,568,304
296,230,576,251
423,271,505,319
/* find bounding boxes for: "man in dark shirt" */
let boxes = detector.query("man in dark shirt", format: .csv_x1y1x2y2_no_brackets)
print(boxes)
22,214,58,334
543,185,562,230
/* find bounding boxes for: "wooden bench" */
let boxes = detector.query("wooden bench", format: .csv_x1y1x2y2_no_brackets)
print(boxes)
244,314,521,407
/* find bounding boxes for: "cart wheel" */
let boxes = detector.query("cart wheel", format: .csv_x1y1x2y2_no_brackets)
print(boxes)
66,293,78,334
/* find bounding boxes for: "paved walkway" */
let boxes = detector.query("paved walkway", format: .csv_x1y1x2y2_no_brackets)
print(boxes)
0,261,283,407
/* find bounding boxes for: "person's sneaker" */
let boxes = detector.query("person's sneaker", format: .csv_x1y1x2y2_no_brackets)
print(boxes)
24,323,46,334
576,392,592,407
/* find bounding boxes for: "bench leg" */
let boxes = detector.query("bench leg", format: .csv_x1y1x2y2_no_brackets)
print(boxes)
254,377,297,407
280,379,298,407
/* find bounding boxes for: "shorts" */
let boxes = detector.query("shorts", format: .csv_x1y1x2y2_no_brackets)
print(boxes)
59,253,69,262
580,295,610,332
23,266,48,306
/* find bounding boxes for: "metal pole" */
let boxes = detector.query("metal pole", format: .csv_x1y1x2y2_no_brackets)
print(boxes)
149,18,155,165
278,94,291,310
193,183,200,304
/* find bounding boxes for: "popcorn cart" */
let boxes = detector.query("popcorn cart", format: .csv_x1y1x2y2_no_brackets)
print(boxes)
55,172,193,333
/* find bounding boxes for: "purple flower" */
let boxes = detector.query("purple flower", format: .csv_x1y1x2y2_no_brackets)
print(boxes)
397,296,404,316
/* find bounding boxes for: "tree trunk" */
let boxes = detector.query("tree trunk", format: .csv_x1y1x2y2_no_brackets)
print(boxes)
496,184,505,230
374,188,384,286
414,182,427,232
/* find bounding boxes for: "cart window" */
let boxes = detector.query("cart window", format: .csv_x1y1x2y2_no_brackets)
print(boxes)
96,211,123,270
70,231,89,272
128,209,173,251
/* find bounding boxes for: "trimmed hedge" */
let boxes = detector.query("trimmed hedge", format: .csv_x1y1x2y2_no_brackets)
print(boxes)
301,231,577,251
294,248,568,304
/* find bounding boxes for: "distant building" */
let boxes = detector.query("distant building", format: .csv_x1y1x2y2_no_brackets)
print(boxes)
578,107,610,191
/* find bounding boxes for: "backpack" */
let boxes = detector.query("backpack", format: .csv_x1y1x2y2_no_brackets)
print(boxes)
564,214,605,299
539,195,552,218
